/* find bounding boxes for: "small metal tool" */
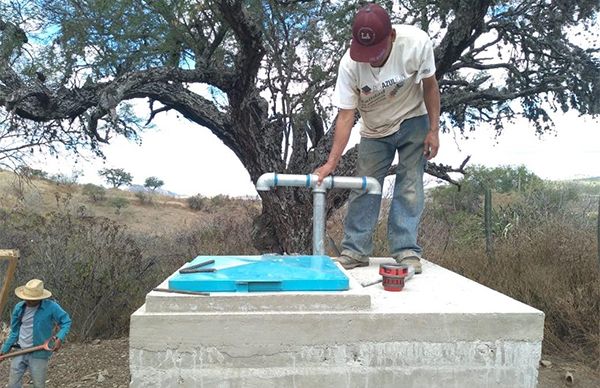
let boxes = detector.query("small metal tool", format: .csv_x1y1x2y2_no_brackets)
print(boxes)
152,288,210,296
179,259,216,274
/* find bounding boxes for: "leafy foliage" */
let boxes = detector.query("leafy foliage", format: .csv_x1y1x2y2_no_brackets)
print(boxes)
144,176,164,191
428,165,592,246
49,169,82,186
81,183,106,202
186,194,206,211
108,196,129,214
432,164,544,212
98,168,133,188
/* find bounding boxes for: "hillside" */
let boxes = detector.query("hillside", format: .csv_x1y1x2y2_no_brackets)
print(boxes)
0,170,257,235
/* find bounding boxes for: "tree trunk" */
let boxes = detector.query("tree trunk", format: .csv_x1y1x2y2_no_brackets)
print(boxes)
253,190,314,254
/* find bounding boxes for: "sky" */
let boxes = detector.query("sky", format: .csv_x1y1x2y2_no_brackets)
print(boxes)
29,108,600,198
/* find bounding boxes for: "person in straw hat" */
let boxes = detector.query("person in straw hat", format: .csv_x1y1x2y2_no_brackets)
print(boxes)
0,279,71,388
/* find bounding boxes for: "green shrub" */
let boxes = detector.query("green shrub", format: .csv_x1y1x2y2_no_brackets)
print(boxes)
187,194,206,211
81,183,106,202
108,197,129,214
134,191,153,205
210,194,231,208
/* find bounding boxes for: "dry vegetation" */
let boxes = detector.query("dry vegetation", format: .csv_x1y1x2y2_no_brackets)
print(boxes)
333,169,600,371
0,169,259,339
0,167,598,374
0,170,215,234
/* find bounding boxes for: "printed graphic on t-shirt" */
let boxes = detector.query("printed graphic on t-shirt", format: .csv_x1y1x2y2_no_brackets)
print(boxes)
360,75,406,108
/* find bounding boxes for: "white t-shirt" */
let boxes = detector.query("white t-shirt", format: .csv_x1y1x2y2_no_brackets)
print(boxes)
333,25,436,138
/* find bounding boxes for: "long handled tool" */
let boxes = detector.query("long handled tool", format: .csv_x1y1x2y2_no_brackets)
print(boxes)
0,337,58,362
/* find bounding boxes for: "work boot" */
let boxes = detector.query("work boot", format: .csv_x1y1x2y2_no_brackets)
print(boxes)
396,256,422,274
335,255,369,270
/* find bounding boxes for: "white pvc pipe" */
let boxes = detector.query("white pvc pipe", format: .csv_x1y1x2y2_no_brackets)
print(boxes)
256,173,381,195
256,172,382,255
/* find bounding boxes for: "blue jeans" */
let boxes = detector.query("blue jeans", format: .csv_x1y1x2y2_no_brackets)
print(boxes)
341,115,428,261
8,354,49,388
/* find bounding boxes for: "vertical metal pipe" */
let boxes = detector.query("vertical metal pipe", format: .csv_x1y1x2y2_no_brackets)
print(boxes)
312,187,327,255
255,173,381,256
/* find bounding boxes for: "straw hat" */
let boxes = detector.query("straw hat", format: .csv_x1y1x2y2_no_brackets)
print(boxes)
15,279,52,300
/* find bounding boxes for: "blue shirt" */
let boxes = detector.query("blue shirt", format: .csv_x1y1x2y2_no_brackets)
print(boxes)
1,299,72,359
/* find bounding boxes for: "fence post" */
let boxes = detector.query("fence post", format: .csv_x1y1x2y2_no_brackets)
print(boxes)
597,196,599,269
485,189,494,260
0,250,19,319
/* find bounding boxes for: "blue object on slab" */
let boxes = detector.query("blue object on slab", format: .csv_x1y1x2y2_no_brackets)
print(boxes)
168,255,349,292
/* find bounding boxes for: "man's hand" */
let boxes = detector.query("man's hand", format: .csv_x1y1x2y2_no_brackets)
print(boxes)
52,337,62,352
422,75,440,160
314,162,336,184
423,129,439,160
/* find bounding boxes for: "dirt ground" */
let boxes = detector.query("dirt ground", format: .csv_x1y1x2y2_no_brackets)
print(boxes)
0,338,598,387
0,339,129,388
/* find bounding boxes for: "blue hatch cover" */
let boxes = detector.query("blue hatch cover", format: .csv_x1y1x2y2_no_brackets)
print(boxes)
168,255,349,292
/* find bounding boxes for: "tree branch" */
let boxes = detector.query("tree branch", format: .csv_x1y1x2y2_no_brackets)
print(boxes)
442,81,565,111
217,0,266,93
425,156,471,187
145,100,172,126
434,1,492,78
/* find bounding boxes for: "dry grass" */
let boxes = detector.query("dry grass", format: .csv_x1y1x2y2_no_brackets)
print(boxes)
0,170,259,338
0,170,214,234
425,216,600,368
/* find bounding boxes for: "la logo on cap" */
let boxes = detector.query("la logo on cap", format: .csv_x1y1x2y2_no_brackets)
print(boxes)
358,27,376,45
350,4,392,62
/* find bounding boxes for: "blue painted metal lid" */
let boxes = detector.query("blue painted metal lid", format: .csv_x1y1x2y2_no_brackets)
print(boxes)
168,255,349,292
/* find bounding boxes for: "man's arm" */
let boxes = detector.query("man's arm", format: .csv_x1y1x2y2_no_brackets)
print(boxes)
422,75,440,160
314,108,356,183
0,304,22,354
51,302,72,351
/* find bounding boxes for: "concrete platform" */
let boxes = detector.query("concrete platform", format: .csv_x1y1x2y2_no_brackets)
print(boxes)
130,258,544,387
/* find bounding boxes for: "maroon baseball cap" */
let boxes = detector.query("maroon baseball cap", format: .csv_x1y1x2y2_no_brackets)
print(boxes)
350,4,392,63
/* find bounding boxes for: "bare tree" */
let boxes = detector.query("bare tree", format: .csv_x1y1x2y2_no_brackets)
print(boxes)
0,0,598,253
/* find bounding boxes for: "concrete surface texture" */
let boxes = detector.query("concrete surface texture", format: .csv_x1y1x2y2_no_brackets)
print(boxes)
129,257,544,387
